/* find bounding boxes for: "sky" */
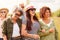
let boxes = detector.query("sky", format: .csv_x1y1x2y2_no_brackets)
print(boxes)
0,0,26,13
0,0,60,13
29,0,60,12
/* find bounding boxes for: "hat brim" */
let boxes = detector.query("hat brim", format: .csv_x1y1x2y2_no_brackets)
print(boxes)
26,8,36,11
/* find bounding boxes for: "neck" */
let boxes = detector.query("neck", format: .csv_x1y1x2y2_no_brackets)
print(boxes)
31,16,34,20
31,16,34,22
12,16,17,23
43,17,50,20
1,17,5,20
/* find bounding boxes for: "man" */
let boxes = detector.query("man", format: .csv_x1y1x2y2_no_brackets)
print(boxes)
19,3,26,21
2,8,23,40
19,3,25,10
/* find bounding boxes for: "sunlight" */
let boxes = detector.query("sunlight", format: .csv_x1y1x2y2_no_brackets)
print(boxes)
0,0,60,13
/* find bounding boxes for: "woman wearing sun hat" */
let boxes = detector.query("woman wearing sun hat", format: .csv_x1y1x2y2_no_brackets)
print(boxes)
0,8,9,40
21,5,40,40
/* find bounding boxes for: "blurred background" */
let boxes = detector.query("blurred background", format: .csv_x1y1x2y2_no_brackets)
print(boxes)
0,0,60,40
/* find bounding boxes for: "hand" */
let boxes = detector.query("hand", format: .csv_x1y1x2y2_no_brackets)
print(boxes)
49,28,54,33
41,29,46,33
4,38,7,40
32,34,40,39
3,36,7,40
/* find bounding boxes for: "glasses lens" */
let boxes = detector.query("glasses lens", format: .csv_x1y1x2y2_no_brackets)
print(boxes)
30,9,36,11
0,11,6,13
15,13,20,16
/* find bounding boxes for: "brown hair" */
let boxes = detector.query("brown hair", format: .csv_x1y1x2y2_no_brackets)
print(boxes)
13,8,23,16
40,6,51,18
26,9,38,31
18,9,23,16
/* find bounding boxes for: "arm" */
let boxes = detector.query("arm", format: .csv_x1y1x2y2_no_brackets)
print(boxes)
21,24,40,39
3,35,7,40
53,21,58,40
55,28,58,40
38,20,51,36
2,21,7,40
38,29,50,36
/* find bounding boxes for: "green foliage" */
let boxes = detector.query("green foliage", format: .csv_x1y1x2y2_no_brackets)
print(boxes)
57,12,60,17
53,9,60,17
35,12,40,20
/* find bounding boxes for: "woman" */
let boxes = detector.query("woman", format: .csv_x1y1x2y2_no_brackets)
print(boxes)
38,6,58,40
2,8,23,40
0,8,9,40
21,5,40,40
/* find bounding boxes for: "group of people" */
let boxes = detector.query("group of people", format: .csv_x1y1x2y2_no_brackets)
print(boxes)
0,3,58,40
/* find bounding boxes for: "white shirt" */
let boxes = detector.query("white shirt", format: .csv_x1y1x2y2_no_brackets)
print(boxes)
39,19,53,27
12,23,20,37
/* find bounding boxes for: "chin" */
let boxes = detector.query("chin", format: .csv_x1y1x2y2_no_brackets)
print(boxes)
32,14,35,16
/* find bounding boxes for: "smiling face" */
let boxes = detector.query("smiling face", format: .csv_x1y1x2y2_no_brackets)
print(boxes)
40,7,51,18
12,10,21,20
0,10,8,18
29,9,36,16
43,10,51,18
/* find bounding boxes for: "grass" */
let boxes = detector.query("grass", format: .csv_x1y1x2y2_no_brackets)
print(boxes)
52,17,60,40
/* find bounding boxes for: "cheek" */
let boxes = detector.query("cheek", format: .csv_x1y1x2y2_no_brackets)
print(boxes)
47,13,50,16
0,13,2,15
14,16,18,20
45,12,49,15
15,15,18,18
31,13,35,16
30,11,35,16
32,14,35,16
2,14,6,16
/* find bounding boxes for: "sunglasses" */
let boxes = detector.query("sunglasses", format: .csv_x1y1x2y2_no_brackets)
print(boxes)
30,9,36,11
0,11,6,13
15,13,20,16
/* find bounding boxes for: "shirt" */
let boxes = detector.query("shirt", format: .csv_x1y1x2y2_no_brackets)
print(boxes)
0,18,4,38
12,23,20,37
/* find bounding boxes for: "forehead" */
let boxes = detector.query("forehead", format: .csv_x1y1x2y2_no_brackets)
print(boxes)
14,10,19,12
14,10,21,14
45,10,50,12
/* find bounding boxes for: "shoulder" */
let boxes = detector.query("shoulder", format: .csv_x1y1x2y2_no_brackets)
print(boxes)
18,18,22,21
51,18,55,24
39,19,42,21
3,17,11,22
17,18,22,24
50,18,54,24
38,18,43,23
36,21,40,27
2,18,11,26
